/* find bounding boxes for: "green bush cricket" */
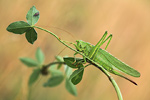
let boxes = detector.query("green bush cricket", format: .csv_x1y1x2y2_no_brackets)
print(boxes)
72,31,140,85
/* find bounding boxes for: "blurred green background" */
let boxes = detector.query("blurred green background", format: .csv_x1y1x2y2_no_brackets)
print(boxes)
0,0,150,100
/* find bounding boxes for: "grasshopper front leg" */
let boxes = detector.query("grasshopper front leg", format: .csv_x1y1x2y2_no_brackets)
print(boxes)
73,43,87,66
72,52,78,64
72,52,87,68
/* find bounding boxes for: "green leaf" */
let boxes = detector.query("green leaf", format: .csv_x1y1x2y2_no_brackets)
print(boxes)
69,68,84,85
36,47,45,64
57,64,62,69
64,65,77,95
26,6,39,25
65,78,77,96
55,56,64,69
69,68,84,80
6,21,30,34
44,69,64,87
64,65,72,77
63,57,84,68
50,64,57,70
71,68,84,85
55,56,63,62
50,69,63,76
28,68,41,87
43,74,64,87
25,28,37,44
20,57,39,67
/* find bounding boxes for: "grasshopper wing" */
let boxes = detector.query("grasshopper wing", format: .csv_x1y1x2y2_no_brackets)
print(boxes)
99,49,140,77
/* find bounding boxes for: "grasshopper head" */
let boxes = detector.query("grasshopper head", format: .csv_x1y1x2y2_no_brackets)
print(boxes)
76,40,88,52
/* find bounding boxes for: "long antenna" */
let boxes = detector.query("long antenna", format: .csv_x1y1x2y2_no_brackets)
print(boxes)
38,25,76,39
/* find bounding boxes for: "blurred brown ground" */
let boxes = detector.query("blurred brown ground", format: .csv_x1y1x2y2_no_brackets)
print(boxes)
0,0,150,100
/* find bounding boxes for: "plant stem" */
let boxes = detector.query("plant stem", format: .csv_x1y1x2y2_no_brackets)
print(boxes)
33,25,123,100
94,65,123,100
45,61,65,68
41,61,65,75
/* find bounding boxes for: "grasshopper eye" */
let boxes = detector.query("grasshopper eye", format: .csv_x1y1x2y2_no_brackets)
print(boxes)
79,45,82,48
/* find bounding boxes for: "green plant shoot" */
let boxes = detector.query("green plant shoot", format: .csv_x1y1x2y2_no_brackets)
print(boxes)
6,6,141,100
